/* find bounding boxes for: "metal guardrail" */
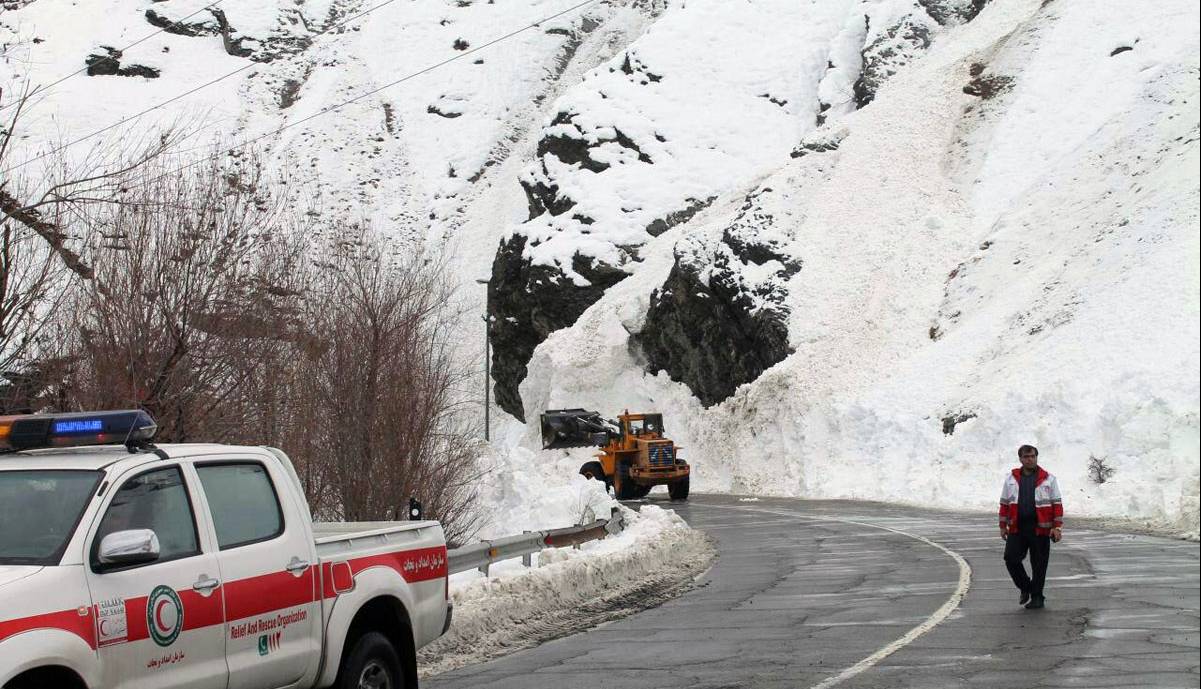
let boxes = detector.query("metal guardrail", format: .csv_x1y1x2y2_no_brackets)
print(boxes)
447,507,625,576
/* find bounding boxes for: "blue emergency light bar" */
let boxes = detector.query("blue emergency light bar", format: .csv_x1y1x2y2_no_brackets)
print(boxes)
0,410,158,453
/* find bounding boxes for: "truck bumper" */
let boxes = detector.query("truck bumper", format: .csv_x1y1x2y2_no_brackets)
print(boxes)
629,466,690,483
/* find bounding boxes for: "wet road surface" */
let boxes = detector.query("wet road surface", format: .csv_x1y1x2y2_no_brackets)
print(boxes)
425,494,1200,689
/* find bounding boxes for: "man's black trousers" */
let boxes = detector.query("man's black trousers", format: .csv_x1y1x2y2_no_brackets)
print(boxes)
1004,525,1051,597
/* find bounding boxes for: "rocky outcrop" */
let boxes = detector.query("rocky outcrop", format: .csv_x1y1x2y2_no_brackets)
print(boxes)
496,104,677,417
645,196,715,237
853,13,933,108
85,48,160,78
856,0,993,108
918,0,989,25
144,9,220,37
791,126,848,159
488,235,630,421
633,189,800,407
520,111,653,220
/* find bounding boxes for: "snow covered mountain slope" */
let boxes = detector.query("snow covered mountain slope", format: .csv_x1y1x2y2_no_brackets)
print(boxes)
4,0,1197,533
518,0,1200,533
2,0,659,242
487,0,990,418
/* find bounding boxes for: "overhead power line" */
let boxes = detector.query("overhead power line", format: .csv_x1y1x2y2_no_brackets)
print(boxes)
7,0,603,183
0,0,227,114
3,0,408,176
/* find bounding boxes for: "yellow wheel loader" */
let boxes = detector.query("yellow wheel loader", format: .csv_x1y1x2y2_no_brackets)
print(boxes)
540,408,690,501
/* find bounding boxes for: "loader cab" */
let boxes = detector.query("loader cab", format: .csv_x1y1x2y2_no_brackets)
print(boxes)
618,413,664,442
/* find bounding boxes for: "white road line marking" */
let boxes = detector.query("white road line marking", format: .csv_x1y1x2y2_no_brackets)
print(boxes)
701,503,973,689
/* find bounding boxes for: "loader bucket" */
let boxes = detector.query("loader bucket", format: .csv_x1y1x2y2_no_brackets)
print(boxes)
540,409,612,449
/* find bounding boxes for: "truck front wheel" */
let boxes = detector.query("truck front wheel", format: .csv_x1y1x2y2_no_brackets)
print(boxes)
339,631,404,689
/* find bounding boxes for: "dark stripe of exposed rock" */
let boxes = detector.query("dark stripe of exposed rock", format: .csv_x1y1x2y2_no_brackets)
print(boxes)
963,62,1014,99
645,196,715,237
427,104,463,118
85,47,160,78
790,133,843,159
488,235,630,421
144,9,220,37
853,14,932,108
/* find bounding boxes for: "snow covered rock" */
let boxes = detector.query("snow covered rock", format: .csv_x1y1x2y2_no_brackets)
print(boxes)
488,0,962,416
489,234,630,421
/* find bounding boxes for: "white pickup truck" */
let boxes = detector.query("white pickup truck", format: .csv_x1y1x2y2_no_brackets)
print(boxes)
0,410,451,689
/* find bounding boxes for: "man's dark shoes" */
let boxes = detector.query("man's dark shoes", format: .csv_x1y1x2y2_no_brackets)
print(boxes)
1024,595,1045,610
1019,590,1031,606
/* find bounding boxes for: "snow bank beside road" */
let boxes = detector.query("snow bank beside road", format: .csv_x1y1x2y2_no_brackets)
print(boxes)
417,445,713,676
465,444,620,541
420,504,713,677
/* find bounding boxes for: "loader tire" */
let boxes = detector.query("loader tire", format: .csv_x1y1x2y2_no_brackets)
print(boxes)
579,461,606,483
668,475,690,501
631,484,652,499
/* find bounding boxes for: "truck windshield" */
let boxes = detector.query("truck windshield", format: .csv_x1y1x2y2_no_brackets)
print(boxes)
0,470,102,565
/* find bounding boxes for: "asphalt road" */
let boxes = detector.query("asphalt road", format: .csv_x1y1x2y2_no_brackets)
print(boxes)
425,494,1200,689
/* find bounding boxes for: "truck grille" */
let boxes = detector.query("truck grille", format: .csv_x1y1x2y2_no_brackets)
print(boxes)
648,445,674,468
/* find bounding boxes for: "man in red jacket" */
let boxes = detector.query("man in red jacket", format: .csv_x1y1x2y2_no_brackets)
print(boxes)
998,445,1063,609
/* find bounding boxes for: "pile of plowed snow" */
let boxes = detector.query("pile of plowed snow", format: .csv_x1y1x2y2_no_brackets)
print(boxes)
420,501,713,677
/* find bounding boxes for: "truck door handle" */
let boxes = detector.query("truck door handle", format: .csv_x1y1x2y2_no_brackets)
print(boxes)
193,575,221,593
286,557,310,576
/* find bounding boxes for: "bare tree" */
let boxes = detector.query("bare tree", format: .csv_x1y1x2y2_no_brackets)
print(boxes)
0,85,185,281
61,149,311,440
3,85,484,537
282,227,483,542
0,84,192,410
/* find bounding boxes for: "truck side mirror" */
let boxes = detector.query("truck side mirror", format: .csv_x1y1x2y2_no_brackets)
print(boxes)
98,529,161,567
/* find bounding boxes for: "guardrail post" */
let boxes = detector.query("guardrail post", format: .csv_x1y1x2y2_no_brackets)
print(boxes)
522,531,534,567
478,561,490,576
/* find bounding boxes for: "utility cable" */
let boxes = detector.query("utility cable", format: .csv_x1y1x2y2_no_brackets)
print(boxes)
103,0,603,186
0,0,227,113
3,0,407,176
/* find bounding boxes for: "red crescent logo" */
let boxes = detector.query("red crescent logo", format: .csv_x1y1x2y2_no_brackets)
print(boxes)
155,599,172,632
99,619,109,635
